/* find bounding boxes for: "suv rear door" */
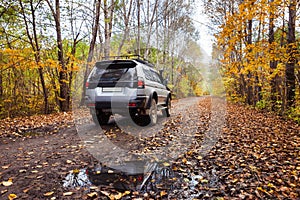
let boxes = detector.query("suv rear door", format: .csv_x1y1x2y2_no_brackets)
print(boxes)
87,60,138,89
85,60,139,109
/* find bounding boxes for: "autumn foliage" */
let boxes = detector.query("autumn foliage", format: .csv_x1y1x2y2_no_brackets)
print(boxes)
0,0,203,119
209,0,300,121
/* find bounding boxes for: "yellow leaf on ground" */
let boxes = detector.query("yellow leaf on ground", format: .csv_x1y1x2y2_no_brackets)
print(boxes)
89,186,98,190
2,179,13,187
1,190,8,194
179,168,186,172
100,191,110,197
63,192,73,196
1,165,10,169
44,191,54,196
23,188,30,193
186,161,192,165
201,179,209,184
114,192,123,199
87,192,98,198
124,191,131,195
8,193,17,200
160,190,167,197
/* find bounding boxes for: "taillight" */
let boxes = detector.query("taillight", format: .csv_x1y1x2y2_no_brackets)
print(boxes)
128,102,137,107
137,175,143,182
85,82,89,88
137,77,145,88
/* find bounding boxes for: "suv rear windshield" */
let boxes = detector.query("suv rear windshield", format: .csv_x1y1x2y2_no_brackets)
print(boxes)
88,60,137,88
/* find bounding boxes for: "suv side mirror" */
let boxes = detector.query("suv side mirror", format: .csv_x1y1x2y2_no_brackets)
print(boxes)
163,79,168,86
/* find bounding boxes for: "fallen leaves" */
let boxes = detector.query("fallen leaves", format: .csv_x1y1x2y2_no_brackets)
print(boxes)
169,99,300,199
0,97,299,199
160,190,167,197
8,193,17,200
44,191,55,196
66,160,73,164
0,111,76,139
63,191,73,196
100,190,131,200
87,192,98,198
1,165,10,169
2,178,13,187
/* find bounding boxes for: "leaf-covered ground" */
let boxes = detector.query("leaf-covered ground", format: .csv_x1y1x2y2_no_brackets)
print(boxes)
0,97,299,199
169,100,300,199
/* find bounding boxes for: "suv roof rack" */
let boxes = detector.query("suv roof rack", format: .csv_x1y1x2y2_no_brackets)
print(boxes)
134,58,154,68
101,55,154,68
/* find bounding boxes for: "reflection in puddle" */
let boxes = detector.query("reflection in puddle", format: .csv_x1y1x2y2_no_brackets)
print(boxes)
63,168,91,188
62,161,178,194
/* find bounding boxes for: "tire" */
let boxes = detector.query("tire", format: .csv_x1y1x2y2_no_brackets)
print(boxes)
92,110,110,125
130,110,141,124
148,98,158,125
162,96,171,117
131,99,157,126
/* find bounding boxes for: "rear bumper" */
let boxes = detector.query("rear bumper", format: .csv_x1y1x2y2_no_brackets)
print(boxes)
86,96,148,110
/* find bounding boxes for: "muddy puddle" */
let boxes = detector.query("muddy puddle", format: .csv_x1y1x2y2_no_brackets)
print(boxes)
63,161,179,197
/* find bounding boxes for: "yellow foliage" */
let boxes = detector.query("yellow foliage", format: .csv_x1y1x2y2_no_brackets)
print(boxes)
43,59,59,69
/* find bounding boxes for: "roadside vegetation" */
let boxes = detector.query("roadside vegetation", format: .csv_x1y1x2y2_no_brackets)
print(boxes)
1,0,298,122
0,0,205,119
204,0,300,122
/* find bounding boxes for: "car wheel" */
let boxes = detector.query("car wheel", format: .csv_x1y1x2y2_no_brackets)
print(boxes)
149,99,158,125
162,96,171,117
130,110,141,124
92,110,110,125
98,114,110,125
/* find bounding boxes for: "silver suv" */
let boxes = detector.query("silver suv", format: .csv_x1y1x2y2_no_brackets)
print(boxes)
85,58,171,125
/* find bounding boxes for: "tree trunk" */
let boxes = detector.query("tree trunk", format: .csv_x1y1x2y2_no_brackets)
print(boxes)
137,0,141,56
144,0,158,58
0,73,2,97
117,0,133,56
285,0,296,108
80,0,101,106
19,0,49,114
104,0,115,59
46,0,69,112
162,0,169,67
246,18,253,105
269,0,279,111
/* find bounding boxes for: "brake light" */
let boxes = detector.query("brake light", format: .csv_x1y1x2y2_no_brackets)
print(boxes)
128,102,137,107
137,77,145,88
85,82,89,88
137,175,143,182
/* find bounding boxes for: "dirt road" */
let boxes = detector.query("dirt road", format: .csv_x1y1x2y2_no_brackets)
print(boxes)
0,96,299,199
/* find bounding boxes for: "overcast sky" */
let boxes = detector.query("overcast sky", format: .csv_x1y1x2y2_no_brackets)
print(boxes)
192,2,214,56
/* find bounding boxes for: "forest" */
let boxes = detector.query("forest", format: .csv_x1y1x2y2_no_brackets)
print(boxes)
1,1,300,199
207,0,300,122
0,0,204,119
0,0,299,122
